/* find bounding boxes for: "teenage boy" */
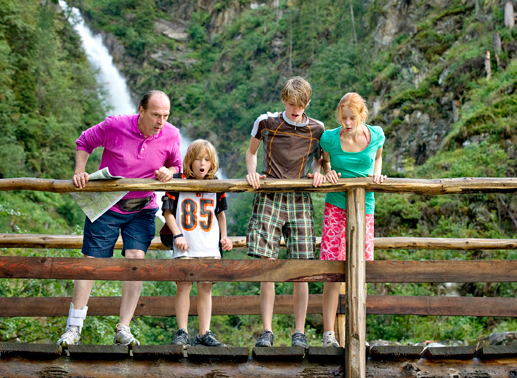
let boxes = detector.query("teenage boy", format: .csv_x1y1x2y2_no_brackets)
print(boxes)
246,76,325,348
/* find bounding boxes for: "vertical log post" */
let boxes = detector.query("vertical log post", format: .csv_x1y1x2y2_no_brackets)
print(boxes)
345,188,366,378
335,282,346,346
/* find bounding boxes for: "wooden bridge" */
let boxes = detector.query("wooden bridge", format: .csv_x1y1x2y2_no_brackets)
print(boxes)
1,177,517,377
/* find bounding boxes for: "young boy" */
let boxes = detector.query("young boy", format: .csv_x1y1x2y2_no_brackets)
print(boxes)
246,76,325,348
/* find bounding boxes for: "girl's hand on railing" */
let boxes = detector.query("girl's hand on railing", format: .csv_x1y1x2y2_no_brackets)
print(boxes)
308,172,326,187
325,170,341,184
73,171,90,189
221,237,233,251
174,236,189,251
369,173,387,184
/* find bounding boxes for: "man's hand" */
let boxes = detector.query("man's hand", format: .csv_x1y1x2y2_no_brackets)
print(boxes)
155,166,173,182
73,171,90,189
325,170,341,184
221,237,233,251
308,172,326,187
246,172,266,189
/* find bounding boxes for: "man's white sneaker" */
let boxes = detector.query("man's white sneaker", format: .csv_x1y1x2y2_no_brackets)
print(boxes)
113,323,140,346
322,331,340,347
57,326,81,347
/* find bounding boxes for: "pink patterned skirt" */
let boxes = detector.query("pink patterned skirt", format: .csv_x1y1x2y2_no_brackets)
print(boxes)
320,202,375,261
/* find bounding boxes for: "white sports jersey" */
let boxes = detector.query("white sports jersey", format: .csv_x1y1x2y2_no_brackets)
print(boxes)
173,192,221,258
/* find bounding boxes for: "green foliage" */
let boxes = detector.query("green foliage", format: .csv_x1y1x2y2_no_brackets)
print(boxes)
419,142,512,178
0,0,106,180
3,0,517,347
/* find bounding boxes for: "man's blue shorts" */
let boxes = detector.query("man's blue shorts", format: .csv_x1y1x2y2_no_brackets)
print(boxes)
82,208,158,258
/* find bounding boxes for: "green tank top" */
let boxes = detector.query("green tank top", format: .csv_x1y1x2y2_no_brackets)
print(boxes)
319,124,385,214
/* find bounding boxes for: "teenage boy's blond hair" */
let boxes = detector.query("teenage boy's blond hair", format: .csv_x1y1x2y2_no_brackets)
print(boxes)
183,139,219,180
281,76,312,108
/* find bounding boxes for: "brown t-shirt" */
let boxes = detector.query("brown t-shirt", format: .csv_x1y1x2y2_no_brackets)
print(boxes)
251,111,325,179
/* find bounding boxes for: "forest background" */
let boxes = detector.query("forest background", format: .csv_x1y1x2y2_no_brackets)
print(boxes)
1,0,517,347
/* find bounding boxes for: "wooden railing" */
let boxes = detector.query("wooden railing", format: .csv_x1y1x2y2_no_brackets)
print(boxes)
1,177,517,378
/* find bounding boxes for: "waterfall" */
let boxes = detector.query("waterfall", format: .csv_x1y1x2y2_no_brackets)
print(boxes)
58,1,135,116
58,1,196,226
58,1,189,157
59,2,226,212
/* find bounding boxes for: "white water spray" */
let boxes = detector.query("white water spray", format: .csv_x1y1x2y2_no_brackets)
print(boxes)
59,0,136,116
59,2,226,176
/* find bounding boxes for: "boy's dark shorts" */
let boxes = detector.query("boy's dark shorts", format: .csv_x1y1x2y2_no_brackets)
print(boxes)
246,192,315,259
82,208,158,258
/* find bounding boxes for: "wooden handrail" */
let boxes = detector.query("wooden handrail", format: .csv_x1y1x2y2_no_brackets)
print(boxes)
2,177,516,378
1,295,516,317
1,256,517,283
2,233,517,250
1,177,517,194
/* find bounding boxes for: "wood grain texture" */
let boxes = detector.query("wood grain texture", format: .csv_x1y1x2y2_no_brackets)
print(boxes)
366,260,517,282
369,345,424,359
374,236,517,250
2,256,517,283
1,177,517,194
0,356,344,378
366,295,517,316
345,188,367,378
3,233,517,251
2,354,517,378
132,345,183,360
0,256,345,282
336,283,347,347
423,346,477,359
3,295,517,318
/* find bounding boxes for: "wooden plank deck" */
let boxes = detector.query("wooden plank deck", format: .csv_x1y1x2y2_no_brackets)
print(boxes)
2,343,517,377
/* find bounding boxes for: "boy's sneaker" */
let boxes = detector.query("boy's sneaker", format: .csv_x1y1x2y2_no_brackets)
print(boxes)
291,331,308,348
57,326,81,347
255,330,274,347
193,330,227,347
322,331,340,347
113,323,140,346
171,328,190,346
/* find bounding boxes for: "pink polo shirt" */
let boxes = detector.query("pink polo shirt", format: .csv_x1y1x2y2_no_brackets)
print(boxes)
76,114,182,214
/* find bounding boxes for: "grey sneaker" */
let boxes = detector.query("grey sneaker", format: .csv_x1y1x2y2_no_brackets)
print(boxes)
57,326,81,347
113,323,140,346
322,331,340,347
255,330,274,347
193,330,227,347
292,331,308,348
171,328,190,346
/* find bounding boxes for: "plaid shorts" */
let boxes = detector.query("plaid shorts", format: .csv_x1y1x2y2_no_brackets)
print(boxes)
247,192,315,259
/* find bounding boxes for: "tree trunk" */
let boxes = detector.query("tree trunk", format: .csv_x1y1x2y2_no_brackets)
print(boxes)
505,2,515,28
485,50,491,80
493,32,502,68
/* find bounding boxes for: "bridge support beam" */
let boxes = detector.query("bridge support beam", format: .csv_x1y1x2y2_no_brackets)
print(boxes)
345,188,367,378
2,355,517,378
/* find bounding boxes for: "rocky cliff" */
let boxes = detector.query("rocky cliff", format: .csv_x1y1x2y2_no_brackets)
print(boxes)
72,0,516,180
